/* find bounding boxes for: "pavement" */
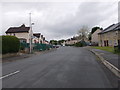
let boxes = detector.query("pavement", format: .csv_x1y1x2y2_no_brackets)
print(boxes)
1,48,56,63
84,46,120,78
2,53,31,63
2,46,118,88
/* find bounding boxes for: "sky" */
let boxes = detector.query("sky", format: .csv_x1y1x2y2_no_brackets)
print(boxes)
0,0,119,41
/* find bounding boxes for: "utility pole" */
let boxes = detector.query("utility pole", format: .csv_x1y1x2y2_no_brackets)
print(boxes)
29,13,32,53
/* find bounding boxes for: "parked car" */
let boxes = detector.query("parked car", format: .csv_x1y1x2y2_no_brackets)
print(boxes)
53,45,59,48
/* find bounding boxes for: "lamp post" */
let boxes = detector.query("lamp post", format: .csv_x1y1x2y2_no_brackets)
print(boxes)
29,13,32,53
29,13,34,53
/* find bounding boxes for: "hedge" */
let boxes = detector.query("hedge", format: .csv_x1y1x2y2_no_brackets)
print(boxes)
2,35,20,54
74,41,87,47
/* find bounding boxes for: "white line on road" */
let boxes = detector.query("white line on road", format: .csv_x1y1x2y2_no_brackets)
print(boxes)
0,70,20,79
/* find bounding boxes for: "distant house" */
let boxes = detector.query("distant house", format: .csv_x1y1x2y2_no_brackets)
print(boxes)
44,40,49,44
5,24,32,43
42,37,47,44
65,38,79,45
33,33,41,43
98,22,120,47
40,35,44,44
91,29,102,45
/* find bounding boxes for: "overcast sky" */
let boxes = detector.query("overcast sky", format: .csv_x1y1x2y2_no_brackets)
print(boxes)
0,0,118,41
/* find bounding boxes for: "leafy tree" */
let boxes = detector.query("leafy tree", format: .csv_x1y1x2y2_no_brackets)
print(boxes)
91,27,100,34
50,40,58,45
58,39,65,45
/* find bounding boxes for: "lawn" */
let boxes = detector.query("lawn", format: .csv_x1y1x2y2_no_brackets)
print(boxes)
91,46,114,53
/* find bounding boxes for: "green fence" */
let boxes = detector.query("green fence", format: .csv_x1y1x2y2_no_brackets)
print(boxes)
20,42,29,49
20,42,53,51
33,43,53,51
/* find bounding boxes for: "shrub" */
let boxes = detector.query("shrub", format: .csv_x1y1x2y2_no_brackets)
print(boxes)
74,41,87,47
2,35,20,54
74,42,83,47
20,45,25,50
114,46,120,53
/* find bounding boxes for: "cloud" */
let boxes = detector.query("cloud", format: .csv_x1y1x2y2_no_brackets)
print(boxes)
1,1,118,40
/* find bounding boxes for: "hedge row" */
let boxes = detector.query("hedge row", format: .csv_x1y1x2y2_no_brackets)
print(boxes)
2,35,20,54
73,41,87,47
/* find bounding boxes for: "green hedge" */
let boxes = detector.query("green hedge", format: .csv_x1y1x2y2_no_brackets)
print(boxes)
74,41,87,47
2,35,20,54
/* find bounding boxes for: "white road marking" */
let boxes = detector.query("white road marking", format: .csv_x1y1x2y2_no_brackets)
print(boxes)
0,70,20,79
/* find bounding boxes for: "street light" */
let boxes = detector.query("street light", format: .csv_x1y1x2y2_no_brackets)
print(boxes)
29,13,34,53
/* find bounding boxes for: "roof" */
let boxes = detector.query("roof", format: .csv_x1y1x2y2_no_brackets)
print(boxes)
33,33,41,38
5,24,30,33
99,22,120,34
41,35,43,38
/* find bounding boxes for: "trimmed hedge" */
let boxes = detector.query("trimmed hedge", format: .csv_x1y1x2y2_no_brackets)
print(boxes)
2,35,20,54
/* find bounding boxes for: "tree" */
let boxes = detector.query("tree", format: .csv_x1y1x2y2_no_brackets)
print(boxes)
78,26,90,41
91,27,100,34
58,39,65,45
50,40,58,45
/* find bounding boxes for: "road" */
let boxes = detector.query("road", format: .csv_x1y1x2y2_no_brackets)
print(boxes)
2,47,117,88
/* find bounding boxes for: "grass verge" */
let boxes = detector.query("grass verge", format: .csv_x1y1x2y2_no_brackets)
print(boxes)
91,46,120,55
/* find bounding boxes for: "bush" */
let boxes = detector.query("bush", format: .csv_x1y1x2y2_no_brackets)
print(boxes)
114,46,120,53
74,42,83,47
74,41,87,47
20,45,25,50
2,35,20,54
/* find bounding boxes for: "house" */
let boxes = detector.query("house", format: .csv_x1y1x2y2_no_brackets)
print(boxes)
91,29,102,45
44,40,49,44
5,24,32,43
33,33,41,43
65,38,80,45
40,35,44,44
5,24,47,44
98,22,120,47
43,37,48,44
33,33,47,44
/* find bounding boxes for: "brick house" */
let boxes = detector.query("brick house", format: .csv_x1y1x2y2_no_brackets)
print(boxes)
98,22,120,47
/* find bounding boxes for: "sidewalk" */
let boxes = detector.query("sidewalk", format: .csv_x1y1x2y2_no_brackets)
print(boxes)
1,48,57,63
2,53,31,63
91,48,119,68
84,46,120,78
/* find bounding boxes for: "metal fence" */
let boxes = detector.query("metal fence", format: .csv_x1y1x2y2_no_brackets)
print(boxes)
33,43,53,51
20,42,53,51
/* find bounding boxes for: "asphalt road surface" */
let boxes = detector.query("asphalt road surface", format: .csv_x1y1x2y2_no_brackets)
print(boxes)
2,47,117,88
